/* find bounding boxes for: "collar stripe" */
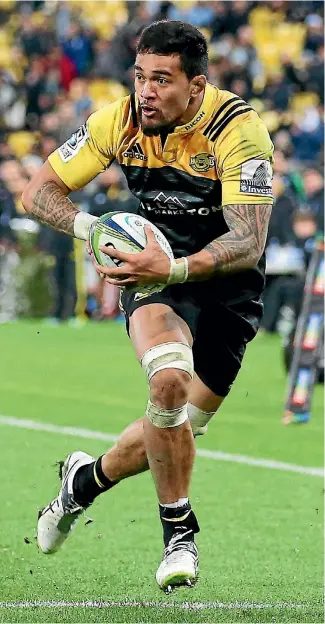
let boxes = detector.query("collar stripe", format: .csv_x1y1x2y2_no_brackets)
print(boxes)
203,96,243,136
207,101,252,139
210,106,252,142
130,93,138,128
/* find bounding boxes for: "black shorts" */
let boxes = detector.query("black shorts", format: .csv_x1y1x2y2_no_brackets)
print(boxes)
121,281,263,397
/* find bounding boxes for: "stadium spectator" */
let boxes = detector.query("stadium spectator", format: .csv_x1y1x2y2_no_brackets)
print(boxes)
24,57,47,129
47,46,77,92
267,173,296,245
262,208,318,332
222,0,250,35
61,24,94,76
303,168,325,231
168,0,215,27
273,149,305,201
262,71,291,112
291,108,324,163
304,13,324,53
0,181,16,243
209,2,228,40
19,15,46,58
44,227,77,324
38,133,58,161
101,3,150,89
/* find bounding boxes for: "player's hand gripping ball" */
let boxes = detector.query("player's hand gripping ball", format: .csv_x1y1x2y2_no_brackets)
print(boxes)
89,212,174,295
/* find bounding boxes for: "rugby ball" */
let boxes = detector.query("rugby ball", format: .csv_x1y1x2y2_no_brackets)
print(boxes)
89,212,174,295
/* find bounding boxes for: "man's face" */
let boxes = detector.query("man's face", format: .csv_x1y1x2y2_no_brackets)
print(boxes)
303,170,323,196
134,53,194,135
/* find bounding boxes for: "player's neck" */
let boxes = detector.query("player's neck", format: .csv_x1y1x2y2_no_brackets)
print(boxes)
175,90,205,128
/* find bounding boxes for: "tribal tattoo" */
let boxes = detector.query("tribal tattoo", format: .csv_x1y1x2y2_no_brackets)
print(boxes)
32,181,79,235
205,203,272,274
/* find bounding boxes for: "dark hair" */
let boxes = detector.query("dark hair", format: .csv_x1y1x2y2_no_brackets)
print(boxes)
293,209,317,222
136,20,209,79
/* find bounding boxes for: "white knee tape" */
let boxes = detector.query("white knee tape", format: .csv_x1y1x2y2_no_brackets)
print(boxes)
188,403,215,437
141,342,193,381
146,399,188,428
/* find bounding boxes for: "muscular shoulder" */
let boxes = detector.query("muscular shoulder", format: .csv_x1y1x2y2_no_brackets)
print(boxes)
87,94,135,155
203,89,273,167
48,94,137,191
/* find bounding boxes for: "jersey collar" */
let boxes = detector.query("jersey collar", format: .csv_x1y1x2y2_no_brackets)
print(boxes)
172,83,217,135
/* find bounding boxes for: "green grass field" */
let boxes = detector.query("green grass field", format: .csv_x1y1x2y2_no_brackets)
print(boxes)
0,321,323,624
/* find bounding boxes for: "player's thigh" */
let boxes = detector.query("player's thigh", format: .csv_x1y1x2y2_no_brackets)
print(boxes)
190,372,225,413
192,305,251,400
129,303,193,360
129,303,194,407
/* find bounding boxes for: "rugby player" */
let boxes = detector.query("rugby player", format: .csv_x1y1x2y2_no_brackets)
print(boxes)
22,21,273,591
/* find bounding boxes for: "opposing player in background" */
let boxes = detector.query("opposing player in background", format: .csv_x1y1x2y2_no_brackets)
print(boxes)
22,21,273,591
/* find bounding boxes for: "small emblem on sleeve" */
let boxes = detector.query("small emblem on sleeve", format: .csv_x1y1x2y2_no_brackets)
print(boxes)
190,153,215,173
58,124,89,163
240,159,273,196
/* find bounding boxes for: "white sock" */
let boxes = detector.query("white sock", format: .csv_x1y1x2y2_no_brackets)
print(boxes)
161,498,189,509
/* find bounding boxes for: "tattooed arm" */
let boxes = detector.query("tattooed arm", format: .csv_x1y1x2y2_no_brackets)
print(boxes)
187,203,272,279
28,181,79,235
21,161,96,239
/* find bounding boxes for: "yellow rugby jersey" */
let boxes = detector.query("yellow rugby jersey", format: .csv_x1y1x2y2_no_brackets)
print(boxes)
49,83,273,264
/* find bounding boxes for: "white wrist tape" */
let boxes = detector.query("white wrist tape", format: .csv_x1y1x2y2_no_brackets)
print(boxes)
73,212,98,241
167,257,189,285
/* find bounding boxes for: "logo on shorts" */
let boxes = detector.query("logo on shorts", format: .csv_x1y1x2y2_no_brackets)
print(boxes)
240,159,273,196
190,153,215,173
134,291,152,301
58,125,89,162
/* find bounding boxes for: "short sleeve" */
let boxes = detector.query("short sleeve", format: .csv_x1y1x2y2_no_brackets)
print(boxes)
217,118,274,206
48,100,123,191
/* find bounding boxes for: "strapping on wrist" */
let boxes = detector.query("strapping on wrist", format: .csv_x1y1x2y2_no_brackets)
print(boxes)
167,257,189,285
73,212,98,240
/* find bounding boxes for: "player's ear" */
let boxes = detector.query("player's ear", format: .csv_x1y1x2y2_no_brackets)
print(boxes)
190,76,206,98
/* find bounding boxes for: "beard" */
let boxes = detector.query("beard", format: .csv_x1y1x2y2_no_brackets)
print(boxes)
140,110,173,136
142,125,162,136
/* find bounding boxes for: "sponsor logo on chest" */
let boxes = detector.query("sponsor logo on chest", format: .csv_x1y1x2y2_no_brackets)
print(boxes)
123,143,147,161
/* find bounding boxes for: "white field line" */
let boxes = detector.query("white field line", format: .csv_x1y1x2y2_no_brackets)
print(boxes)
0,599,313,611
0,415,323,477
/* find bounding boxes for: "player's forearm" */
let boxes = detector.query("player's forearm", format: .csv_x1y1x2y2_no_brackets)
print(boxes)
22,180,96,239
23,180,78,235
187,203,272,279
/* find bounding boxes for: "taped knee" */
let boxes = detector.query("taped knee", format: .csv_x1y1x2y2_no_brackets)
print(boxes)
146,399,188,428
188,403,215,437
141,342,194,381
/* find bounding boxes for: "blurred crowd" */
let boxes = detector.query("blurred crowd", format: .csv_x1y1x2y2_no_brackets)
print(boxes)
0,0,324,327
